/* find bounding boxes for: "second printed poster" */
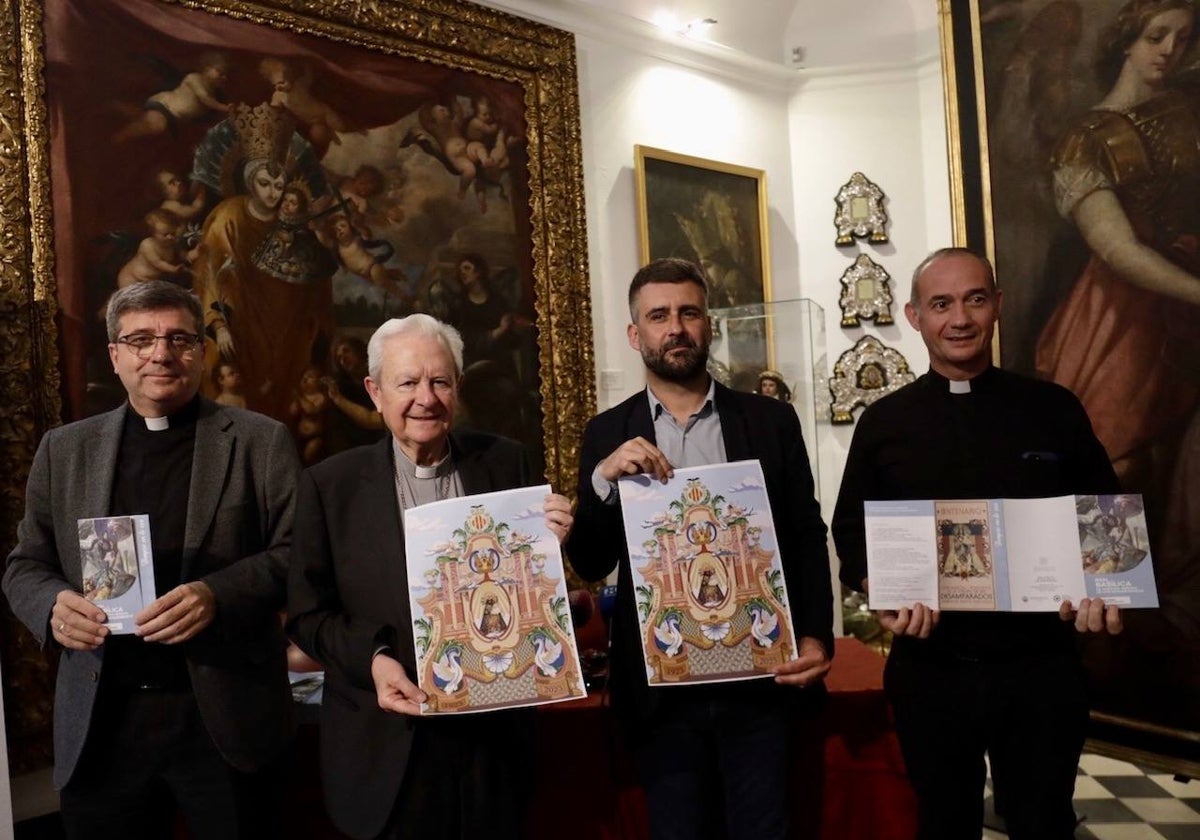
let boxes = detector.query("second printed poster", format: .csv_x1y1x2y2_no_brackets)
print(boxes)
617,461,797,686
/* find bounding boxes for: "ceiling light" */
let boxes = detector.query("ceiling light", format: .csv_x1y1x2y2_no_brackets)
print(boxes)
650,11,717,38
650,10,682,31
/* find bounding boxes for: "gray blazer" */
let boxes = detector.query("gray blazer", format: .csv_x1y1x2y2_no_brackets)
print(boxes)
2,399,299,789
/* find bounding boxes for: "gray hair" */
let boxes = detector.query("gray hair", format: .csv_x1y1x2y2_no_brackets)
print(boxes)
105,281,204,342
366,314,465,381
910,247,996,305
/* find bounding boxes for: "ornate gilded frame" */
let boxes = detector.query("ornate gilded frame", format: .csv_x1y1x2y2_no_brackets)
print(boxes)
938,0,1200,775
633,145,772,306
0,0,593,773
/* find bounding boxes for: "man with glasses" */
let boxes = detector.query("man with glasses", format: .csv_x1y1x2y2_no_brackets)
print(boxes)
4,280,300,838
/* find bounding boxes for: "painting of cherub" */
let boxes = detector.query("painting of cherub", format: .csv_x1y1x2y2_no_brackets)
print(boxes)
112,51,232,143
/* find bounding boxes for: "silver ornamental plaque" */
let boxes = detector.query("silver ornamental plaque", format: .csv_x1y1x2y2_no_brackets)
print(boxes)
829,336,914,423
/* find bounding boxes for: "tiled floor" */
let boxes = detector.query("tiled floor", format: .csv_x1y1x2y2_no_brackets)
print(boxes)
982,751,1200,839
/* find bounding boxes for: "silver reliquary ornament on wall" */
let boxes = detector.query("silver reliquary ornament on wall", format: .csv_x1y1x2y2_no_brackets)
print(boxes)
829,336,914,423
837,254,894,327
833,172,888,246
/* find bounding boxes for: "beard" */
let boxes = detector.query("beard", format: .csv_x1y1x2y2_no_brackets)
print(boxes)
641,335,710,383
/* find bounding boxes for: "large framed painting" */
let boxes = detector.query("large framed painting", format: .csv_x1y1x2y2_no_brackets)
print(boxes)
0,0,593,772
634,145,772,308
634,145,773,392
939,0,1200,772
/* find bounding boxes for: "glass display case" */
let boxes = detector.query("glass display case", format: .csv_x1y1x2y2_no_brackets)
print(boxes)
706,298,829,501
706,298,850,637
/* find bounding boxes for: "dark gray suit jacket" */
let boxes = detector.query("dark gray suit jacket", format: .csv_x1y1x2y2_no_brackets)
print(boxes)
287,431,530,840
2,399,299,788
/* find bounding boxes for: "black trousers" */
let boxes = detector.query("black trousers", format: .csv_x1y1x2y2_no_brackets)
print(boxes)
60,684,284,840
380,709,533,840
629,694,794,840
885,641,1088,840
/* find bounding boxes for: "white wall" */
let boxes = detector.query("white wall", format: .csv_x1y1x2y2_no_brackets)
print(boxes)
790,56,952,509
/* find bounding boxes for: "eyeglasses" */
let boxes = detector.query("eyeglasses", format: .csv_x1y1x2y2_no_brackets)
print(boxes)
115,333,203,359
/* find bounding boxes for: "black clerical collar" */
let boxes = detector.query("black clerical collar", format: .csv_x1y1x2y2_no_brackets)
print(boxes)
124,395,202,432
925,366,998,395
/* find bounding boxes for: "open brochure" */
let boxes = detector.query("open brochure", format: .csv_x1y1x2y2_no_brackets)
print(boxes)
404,484,586,714
77,515,156,633
864,494,1158,612
617,460,799,686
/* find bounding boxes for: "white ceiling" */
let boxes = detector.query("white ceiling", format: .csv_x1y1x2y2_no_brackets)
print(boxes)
571,0,940,68
574,0,801,64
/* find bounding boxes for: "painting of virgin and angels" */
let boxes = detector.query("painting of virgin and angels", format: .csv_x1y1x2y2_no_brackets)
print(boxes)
44,0,546,473
944,0,1200,749
617,461,798,686
403,485,585,713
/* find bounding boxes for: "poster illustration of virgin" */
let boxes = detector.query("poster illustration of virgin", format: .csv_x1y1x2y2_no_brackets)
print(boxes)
616,461,798,686
935,500,996,611
404,485,585,714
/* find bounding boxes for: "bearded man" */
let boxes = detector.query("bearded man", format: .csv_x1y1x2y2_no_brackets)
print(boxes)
565,257,833,840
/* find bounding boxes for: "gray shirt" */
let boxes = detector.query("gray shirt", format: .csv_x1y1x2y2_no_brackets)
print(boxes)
591,379,727,502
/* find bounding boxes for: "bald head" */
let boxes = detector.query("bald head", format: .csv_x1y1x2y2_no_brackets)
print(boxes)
909,247,996,306
904,247,1001,380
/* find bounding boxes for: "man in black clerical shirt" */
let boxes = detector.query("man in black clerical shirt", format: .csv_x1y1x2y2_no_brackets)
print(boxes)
832,248,1124,840
4,281,299,839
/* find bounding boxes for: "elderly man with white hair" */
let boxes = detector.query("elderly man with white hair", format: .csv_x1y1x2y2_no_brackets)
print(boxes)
287,313,572,840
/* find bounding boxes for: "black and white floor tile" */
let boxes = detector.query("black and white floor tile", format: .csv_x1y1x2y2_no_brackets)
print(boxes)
982,752,1200,839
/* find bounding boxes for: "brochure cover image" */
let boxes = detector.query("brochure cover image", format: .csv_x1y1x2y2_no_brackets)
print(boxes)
77,514,156,633
1077,494,1158,607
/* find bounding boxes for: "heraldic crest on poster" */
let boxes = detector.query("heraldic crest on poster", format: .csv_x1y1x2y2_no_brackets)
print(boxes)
406,486,585,714
618,461,798,686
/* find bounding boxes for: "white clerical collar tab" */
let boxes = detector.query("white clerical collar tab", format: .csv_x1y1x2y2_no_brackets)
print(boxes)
144,415,169,431
414,464,438,479
948,379,971,394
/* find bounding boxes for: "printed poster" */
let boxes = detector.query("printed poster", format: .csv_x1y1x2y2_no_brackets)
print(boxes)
77,514,156,633
404,485,586,714
617,460,798,686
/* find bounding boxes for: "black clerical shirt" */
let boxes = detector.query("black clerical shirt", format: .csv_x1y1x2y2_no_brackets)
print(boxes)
832,366,1120,659
104,397,199,690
